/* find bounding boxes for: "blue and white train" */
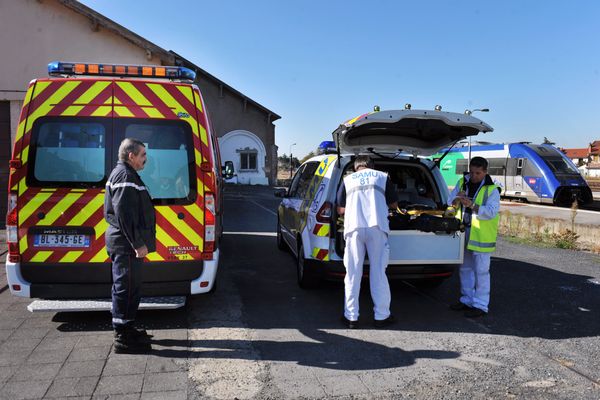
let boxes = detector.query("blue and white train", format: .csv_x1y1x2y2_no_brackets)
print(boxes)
435,142,593,206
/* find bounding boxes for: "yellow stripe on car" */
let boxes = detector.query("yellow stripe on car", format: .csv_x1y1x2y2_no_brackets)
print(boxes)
39,193,84,225
156,207,202,245
67,194,104,226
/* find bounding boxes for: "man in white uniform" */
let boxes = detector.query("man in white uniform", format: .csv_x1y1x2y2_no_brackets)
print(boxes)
448,156,500,318
337,156,398,328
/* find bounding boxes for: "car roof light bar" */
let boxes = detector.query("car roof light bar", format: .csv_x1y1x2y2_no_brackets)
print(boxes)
47,61,196,81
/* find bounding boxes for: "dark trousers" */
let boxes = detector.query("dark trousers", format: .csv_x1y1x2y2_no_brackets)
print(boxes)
110,252,143,328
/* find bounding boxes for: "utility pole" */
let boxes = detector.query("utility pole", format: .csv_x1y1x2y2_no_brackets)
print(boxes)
290,143,296,178
464,108,489,164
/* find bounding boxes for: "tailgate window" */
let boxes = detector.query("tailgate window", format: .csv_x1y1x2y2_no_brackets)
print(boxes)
28,117,109,187
117,119,197,205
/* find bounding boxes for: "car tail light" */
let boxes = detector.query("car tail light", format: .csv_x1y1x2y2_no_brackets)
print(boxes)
316,201,332,223
7,192,19,262
204,192,215,256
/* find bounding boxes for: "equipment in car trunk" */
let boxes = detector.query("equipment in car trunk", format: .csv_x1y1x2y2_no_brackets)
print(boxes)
388,207,463,233
412,214,464,234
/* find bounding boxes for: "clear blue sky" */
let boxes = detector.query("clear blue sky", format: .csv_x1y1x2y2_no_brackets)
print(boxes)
80,0,600,158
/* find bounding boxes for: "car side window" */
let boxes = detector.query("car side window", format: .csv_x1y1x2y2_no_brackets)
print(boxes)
295,162,320,199
287,164,306,197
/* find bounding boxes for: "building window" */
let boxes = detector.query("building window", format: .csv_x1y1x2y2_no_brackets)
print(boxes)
240,151,257,171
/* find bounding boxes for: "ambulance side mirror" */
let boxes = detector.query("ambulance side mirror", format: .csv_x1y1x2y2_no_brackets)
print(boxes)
274,188,287,198
222,161,235,179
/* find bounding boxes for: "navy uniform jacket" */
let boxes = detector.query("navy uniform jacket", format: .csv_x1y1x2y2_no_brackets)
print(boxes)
104,161,156,255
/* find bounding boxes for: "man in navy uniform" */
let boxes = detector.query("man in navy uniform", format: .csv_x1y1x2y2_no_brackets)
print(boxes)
104,138,156,353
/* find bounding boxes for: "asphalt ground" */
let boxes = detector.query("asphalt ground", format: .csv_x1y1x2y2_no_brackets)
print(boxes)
0,185,599,399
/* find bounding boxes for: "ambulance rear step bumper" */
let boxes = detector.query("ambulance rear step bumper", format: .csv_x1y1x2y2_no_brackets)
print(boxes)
27,296,186,313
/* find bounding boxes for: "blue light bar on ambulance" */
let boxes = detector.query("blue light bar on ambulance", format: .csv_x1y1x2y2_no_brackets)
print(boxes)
317,140,336,154
47,61,196,81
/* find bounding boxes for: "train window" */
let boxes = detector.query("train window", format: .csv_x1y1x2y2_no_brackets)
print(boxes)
487,158,506,176
545,158,579,175
517,158,524,168
455,159,468,174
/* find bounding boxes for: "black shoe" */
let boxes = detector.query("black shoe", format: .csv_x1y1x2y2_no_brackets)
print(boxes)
449,302,472,311
374,315,395,328
341,316,359,329
125,325,153,343
464,308,487,318
113,333,152,354
114,325,153,344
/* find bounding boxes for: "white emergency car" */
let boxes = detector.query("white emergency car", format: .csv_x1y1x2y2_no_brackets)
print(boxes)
275,106,493,288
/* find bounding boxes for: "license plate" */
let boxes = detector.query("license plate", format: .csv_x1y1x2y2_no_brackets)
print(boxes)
33,234,90,248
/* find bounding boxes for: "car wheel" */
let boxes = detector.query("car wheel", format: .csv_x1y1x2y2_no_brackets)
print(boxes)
277,219,287,251
209,279,217,293
297,242,320,289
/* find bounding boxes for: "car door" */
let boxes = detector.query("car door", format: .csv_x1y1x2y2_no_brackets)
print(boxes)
286,162,320,252
280,164,305,248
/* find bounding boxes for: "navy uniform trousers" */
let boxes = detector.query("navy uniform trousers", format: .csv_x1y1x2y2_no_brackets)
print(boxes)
111,252,143,327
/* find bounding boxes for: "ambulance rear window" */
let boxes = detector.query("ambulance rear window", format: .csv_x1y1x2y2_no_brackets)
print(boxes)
28,117,109,187
117,119,197,205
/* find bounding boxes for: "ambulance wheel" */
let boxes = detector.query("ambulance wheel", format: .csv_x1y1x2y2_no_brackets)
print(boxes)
277,219,287,251
297,242,320,289
209,279,217,293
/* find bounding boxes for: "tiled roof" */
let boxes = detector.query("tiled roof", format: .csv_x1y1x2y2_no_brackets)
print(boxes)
563,148,589,158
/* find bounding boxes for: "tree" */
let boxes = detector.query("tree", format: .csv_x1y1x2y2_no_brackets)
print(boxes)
300,151,315,164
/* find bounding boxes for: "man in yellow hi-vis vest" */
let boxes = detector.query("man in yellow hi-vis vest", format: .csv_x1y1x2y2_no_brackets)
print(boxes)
448,156,500,318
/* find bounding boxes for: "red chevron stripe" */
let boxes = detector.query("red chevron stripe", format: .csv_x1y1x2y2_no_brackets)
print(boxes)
53,190,103,226
44,248,67,264
155,212,197,248
9,165,26,187
316,249,328,260
162,85,197,119
193,90,208,126
27,81,66,116
76,84,113,116
203,172,215,194
71,211,107,263
169,205,204,237
45,80,96,116
18,84,35,124
129,81,178,119
154,240,172,260
113,85,154,118
19,188,73,229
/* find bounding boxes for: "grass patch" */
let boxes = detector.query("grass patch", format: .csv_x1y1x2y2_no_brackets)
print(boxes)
501,234,555,249
499,200,584,251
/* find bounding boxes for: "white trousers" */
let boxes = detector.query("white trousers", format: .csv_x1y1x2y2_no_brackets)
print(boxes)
343,227,391,321
459,249,491,312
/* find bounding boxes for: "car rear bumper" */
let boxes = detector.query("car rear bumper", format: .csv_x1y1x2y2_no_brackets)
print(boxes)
316,260,455,280
5,249,219,299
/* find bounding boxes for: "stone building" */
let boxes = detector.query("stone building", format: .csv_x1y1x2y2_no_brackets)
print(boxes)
0,0,280,220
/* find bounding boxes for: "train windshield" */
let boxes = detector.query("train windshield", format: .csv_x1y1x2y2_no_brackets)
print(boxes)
526,144,580,175
544,158,580,174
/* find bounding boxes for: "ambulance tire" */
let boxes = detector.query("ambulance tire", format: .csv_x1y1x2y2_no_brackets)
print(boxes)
209,279,217,293
297,242,320,289
277,219,287,251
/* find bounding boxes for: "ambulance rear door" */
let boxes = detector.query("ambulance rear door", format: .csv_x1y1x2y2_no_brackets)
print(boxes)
113,80,209,264
17,78,114,286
